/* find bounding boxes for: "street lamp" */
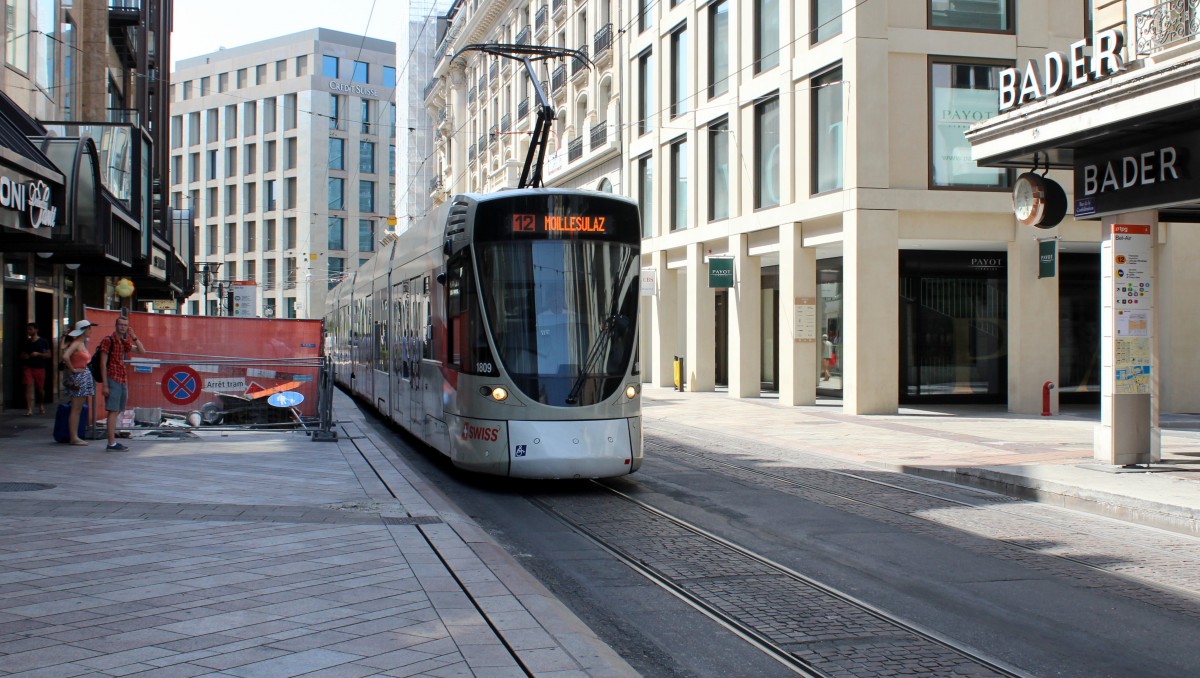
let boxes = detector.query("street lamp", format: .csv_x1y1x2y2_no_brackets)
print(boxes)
200,263,221,316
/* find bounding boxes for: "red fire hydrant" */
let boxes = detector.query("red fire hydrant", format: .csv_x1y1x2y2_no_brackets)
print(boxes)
1042,381,1056,416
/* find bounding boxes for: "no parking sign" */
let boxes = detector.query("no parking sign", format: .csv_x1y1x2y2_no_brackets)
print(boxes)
162,366,202,405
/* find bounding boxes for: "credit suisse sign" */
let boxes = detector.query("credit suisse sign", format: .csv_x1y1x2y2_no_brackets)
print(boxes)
328,80,380,98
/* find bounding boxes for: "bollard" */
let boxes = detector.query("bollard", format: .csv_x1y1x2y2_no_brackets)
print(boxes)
1042,381,1056,416
673,355,685,391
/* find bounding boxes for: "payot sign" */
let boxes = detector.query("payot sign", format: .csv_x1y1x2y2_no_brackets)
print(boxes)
0,175,57,230
328,80,381,97
999,29,1126,112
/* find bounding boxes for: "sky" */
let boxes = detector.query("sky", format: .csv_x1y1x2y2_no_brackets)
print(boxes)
171,0,405,69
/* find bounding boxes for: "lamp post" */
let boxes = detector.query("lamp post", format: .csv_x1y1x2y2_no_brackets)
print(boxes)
200,263,221,316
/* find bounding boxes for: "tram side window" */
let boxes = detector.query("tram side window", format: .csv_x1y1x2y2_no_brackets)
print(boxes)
374,293,387,372
447,257,466,367
422,277,433,360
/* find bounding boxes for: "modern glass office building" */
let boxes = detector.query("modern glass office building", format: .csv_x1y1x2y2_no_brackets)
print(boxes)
171,29,397,319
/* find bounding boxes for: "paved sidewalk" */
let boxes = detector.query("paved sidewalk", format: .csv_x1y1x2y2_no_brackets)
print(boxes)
0,392,635,678
642,387,1200,537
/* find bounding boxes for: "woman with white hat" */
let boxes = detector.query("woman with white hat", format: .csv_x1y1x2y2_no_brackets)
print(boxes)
60,320,98,445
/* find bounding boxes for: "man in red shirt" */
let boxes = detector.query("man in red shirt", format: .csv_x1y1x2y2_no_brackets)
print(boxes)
98,315,147,451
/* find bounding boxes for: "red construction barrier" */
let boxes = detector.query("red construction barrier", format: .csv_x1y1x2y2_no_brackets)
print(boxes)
82,308,324,420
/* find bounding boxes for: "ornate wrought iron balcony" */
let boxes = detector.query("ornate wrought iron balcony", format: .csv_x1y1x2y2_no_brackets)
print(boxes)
594,23,613,57
535,5,548,34
589,121,608,150
572,45,589,76
568,136,583,162
516,25,531,46
1136,0,1200,55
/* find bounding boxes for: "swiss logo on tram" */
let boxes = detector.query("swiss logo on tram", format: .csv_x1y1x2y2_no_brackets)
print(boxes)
462,422,500,442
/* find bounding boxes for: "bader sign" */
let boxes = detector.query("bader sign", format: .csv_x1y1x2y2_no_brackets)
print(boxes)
999,29,1126,112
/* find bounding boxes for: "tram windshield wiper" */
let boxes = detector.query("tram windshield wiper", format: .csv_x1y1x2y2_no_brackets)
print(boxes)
565,252,634,405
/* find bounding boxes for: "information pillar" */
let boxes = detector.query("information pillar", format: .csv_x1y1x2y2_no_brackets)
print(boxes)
1096,215,1159,465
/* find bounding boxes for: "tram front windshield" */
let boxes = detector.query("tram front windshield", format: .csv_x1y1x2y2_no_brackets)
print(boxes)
477,238,637,407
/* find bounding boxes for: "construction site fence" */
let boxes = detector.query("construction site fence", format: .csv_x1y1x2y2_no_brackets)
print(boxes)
79,308,335,440
85,353,336,439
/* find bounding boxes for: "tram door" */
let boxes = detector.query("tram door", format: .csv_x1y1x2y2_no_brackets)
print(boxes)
392,282,407,427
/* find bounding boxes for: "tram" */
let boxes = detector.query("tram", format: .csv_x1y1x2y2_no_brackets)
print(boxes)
326,188,643,478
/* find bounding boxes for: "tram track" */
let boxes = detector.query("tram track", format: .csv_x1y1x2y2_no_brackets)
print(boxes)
646,433,1200,612
532,482,1026,678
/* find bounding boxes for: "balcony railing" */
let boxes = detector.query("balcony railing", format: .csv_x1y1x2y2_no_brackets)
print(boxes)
535,5,548,33
423,77,438,100
515,25,531,45
518,99,530,120
567,136,583,162
500,113,511,133
572,45,589,76
478,74,487,93
551,64,566,92
429,176,442,193
468,143,477,163
1135,0,1200,55
478,134,488,151
490,125,499,146
594,23,613,57
552,0,565,18
467,86,477,104
590,120,608,150
489,60,499,84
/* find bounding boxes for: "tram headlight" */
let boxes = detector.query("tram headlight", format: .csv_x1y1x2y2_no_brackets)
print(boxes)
625,384,640,399
491,386,509,402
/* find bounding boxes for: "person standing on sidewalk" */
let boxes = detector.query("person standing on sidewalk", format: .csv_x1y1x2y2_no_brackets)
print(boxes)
20,322,50,416
97,315,146,451
61,320,98,445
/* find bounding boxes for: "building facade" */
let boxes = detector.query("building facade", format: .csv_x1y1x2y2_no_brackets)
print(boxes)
424,0,621,201
171,30,397,319
410,1,1190,420
399,1,456,234
0,0,186,411
630,0,1105,415
967,1,1200,463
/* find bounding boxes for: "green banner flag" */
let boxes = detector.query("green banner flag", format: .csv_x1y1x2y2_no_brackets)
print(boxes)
709,257,734,288
1039,239,1056,279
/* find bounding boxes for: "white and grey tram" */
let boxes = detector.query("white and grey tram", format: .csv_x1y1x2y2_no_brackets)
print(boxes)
326,188,643,478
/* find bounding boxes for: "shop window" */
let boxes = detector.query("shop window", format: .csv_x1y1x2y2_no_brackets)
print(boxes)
930,61,1010,189
812,67,843,194
755,94,780,208
929,0,1012,32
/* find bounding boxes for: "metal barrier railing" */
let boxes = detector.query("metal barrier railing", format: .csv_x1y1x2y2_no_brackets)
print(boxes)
90,352,336,441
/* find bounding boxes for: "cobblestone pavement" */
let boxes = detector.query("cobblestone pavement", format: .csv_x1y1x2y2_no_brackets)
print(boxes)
642,389,1200,536
538,492,1015,677
646,432,1200,619
0,392,634,678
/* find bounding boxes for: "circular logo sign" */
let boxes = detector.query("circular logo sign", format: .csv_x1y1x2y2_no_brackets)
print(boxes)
162,366,202,405
267,391,304,408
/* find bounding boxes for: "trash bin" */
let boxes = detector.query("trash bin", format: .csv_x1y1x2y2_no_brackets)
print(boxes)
674,355,685,391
